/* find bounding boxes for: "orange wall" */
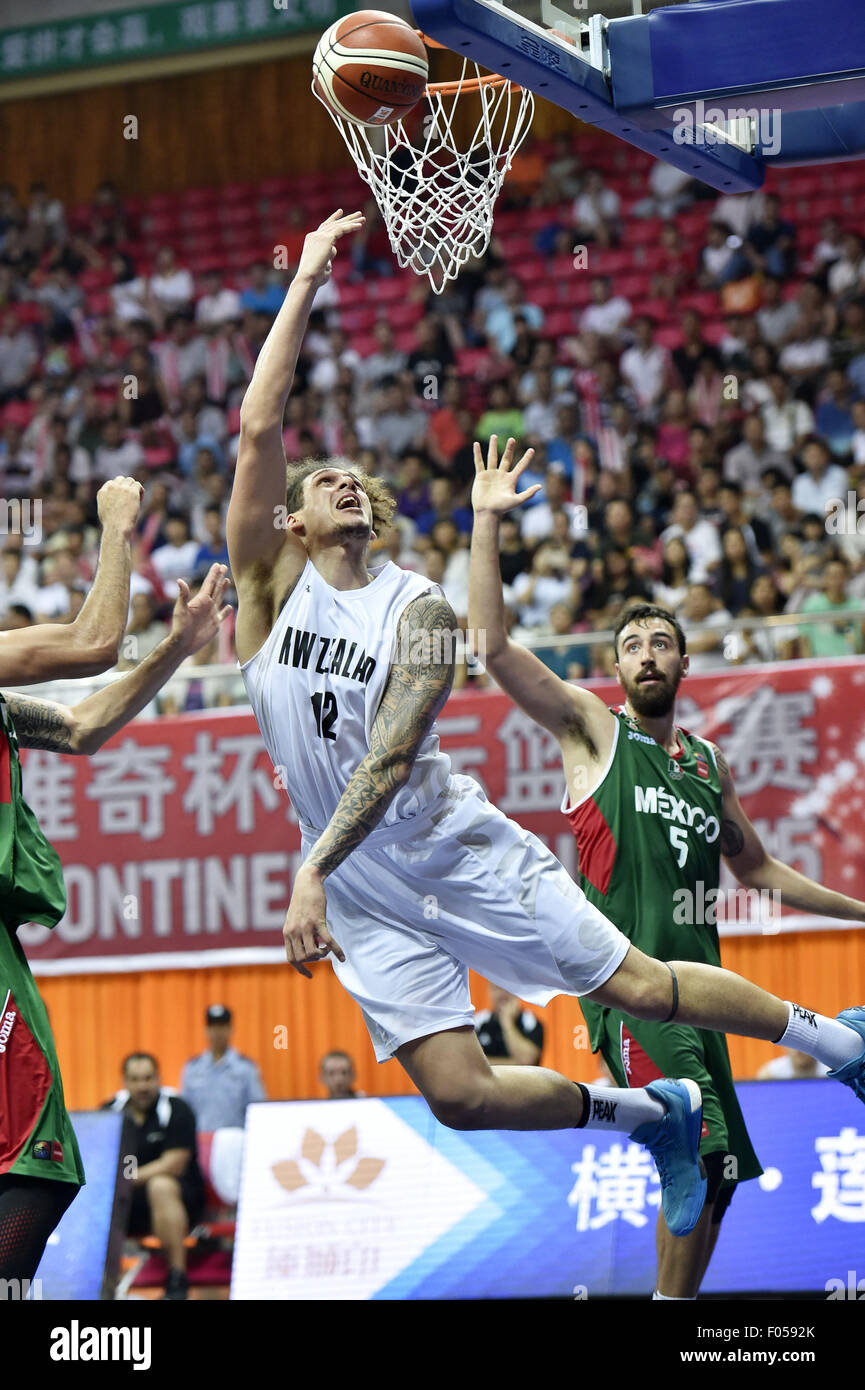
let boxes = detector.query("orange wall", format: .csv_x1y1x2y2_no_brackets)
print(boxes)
41,930,865,1110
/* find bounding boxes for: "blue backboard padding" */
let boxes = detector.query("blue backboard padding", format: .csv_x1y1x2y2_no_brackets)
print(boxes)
646,0,865,106
757,103,865,162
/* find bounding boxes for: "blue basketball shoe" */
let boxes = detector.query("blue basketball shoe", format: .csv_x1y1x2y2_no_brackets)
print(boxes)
827,1007,865,1100
630,1078,707,1238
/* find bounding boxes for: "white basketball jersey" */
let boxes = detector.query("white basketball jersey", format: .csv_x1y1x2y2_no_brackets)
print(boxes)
240,557,452,836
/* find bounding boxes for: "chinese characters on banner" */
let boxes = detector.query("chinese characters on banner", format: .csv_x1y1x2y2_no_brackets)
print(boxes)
0,0,353,82
22,658,863,974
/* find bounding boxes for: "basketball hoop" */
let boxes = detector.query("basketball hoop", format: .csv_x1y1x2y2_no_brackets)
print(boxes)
311,36,535,293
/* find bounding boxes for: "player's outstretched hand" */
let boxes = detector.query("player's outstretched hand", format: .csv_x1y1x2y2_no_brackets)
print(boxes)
96,476,144,536
170,563,232,656
471,435,540,515
298,209,366,289
283,864,346,978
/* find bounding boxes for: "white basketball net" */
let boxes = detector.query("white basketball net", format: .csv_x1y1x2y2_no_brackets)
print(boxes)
312,59,535,293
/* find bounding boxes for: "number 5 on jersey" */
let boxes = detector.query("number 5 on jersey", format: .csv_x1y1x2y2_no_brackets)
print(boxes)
311,691,338,740
669,824,689,868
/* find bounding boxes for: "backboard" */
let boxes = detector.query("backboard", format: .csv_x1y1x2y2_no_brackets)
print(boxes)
408,0,865,189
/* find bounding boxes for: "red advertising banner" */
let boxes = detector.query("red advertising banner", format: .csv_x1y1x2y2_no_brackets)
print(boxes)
21,658,864,975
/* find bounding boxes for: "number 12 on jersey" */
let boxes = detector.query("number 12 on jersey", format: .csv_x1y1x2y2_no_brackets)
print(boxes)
310,691,339,740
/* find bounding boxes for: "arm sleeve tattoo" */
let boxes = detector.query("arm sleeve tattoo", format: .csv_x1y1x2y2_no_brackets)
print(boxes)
3,694,75,752
305,593,456,876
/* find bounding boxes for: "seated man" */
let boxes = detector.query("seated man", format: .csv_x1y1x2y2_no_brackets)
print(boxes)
474,984,544,1065
104,1052,206,1300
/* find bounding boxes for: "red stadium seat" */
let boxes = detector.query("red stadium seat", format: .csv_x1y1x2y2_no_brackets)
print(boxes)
220,205,260,228
79,267,115,292
337,281,368,308
394,328,417,353
221,183,259,203
177,188,219,210
456,347,493,376
339,306,377,334
86,291,114,317
387,300,425,330
654,323,684,349
258,176,295,199
540,308,577,339
678,291,721,315
627,218,665,246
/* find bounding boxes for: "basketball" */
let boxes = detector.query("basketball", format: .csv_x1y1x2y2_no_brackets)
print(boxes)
312,10,429,128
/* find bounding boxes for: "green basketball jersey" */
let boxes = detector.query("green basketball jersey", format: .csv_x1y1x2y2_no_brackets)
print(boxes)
0,694,84,1186
567,707,723,1050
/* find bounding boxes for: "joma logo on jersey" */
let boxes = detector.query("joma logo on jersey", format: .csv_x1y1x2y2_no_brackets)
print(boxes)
634,786,720,842
278,626,376,683
0,1007,16,1053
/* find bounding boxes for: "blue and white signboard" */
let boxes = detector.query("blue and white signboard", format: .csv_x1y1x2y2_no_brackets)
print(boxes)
231,1082,864,1299
34,1110,125,1301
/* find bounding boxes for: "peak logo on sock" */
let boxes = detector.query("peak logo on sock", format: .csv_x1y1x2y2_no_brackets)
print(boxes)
792,1006,817,1028
591,1098,618,1123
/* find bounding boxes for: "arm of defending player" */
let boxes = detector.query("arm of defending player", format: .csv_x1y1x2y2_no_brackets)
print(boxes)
226,210,365,580
282,592,456,977
713,741,865,919
469,435,615,746
4,566,230,753
0,477,141,685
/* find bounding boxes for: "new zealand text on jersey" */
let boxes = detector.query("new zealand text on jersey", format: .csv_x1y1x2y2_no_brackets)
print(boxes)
278,626,376,683
634,785,720,842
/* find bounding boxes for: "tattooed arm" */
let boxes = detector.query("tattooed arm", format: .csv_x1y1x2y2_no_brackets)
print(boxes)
282,592,456,975
3,566,230,756
3,694,78,752
711,741,865,918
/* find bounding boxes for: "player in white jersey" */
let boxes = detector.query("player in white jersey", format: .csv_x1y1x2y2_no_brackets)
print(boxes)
227,212,865,1245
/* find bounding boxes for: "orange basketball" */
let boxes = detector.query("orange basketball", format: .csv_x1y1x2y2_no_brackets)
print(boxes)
312,10,429,128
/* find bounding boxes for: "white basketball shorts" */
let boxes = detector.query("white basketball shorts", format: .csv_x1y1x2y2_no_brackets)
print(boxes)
300,774,630,1062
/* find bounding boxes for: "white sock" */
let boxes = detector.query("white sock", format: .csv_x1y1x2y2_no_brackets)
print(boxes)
776,1002,862,1070
653,1290,696,1300
577,1083,665,1132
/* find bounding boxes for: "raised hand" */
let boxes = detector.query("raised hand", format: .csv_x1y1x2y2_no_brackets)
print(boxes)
471,435,540,516
170,564,232,655
297,209,366,289
96,476,143,537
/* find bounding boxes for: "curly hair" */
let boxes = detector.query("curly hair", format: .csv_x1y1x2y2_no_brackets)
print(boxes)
284,458,396,535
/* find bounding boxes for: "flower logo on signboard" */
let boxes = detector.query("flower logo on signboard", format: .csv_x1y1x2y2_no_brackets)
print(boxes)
271,1126,386,1198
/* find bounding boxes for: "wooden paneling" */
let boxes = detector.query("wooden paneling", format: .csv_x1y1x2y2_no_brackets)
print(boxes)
0,50,575,206
40,930,865,1110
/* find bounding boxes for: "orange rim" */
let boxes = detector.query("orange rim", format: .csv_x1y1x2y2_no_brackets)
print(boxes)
416,30,523,94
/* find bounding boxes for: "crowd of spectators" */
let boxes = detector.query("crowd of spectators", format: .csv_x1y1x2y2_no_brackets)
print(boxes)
2,146,865,705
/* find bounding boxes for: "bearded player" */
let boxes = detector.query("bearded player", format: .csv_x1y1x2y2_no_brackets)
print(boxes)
0,473,230,1284
469,435,865,1299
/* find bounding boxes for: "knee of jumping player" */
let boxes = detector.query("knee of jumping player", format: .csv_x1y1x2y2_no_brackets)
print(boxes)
612,954,677,1023
424,1077,493,1131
